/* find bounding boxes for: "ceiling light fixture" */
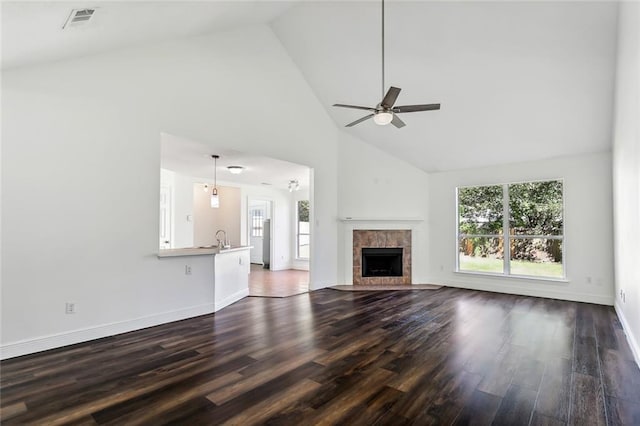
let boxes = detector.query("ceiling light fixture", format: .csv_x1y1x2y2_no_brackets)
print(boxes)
211,155,219,208
288,180,300,192
332,0,441,128
373,111,393,125
227,166,244,174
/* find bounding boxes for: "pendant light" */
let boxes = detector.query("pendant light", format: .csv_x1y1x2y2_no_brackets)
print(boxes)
211,155,220,208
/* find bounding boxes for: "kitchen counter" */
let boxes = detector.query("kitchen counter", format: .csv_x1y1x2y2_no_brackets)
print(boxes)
157,246,252,258
157,246,251,312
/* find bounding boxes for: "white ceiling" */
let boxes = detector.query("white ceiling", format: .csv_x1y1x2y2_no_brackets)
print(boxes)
160,133,311,191
2,1,620,172
1,1,294,70
272,1,619,172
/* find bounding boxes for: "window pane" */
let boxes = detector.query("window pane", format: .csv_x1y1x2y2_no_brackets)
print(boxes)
458,185,503,235
509,181,563,235
298,235,310,259
458,237,504,273
510,237,563,278
297,200,310,259
251,209,263,237
297,200,310,222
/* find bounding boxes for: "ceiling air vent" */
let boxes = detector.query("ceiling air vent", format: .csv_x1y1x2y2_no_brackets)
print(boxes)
62,8,97,29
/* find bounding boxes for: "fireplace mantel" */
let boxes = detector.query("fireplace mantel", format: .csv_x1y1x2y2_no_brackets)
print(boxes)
339,217,424,222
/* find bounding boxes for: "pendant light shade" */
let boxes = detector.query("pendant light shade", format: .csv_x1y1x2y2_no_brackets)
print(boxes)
211,188,219,208
211,155,220,209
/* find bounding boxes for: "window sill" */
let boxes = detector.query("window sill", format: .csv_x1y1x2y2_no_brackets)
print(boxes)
454,270,569,283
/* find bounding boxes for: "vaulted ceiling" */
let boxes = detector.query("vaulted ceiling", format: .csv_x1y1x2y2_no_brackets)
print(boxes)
2,1,619,172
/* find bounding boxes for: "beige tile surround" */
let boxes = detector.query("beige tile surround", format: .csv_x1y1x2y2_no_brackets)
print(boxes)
353,230,411,285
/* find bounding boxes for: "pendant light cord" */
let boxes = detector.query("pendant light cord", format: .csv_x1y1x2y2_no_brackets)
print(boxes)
381,0,385,99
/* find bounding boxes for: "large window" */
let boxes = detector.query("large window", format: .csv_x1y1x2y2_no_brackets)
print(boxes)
297,200,310,259
457,180,564,279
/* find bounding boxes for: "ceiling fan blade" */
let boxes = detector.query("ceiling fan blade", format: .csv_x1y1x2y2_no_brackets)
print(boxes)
381,86,401,108
391,115,406,128
333,104,376,112
393,104,441,113
345,114,374,127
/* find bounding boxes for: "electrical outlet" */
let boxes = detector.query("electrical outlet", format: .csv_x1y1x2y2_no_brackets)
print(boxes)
65,302,76,314
185,265,192,275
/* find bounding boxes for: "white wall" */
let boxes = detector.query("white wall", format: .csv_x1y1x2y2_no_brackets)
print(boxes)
428,152,614,305
337,131,430,284
172,172,196,249
612,2,640,365
1,25,338,358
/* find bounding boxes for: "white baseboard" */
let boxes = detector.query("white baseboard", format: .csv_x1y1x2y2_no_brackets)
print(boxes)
436,277,614,306
614,302,640,368
0,303,215,360
214,289,249,312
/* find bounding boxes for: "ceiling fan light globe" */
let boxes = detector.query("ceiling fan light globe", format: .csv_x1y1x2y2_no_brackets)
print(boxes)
373,111,393,125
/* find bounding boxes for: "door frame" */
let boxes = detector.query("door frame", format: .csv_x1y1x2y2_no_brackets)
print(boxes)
246,197,274,270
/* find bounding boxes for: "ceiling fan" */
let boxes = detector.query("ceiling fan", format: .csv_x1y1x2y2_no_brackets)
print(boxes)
333,0,440,128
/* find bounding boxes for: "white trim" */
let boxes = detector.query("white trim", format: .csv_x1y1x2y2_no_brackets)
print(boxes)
614,302,640,368
214,288,249,312
455,270,570,283
503,184,511,275
0,303,215,360
456,180,566,280
438,277,613,306
339,217,424,222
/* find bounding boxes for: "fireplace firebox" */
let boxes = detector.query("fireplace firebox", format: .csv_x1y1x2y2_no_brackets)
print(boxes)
362,248,403,277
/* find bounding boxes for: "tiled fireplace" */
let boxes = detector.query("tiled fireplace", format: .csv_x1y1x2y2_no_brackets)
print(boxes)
353,229,411,285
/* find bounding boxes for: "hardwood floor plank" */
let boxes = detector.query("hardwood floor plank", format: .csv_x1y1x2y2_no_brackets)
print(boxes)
492,384,538,425
605,395,640,426
529,411,566,426
1,288,638,425
0,402,27,421
453,390,502,426
574,335,599,376
534,357,572,423
570,372,607,426
221,378,321,425
206,349,325,405
598,347,640,404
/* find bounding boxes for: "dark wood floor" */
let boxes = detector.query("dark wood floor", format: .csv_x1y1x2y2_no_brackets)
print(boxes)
2,287,640,425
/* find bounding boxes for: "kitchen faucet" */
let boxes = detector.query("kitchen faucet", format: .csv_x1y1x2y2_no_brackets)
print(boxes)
215,230,229,249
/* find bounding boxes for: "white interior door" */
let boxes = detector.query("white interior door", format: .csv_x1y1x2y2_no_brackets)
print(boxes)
249,205,266,264
159,185,172,249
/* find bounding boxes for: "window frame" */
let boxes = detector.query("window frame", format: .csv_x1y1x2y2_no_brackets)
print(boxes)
455,179,566,280
250,208,264,238
296,200,310,260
